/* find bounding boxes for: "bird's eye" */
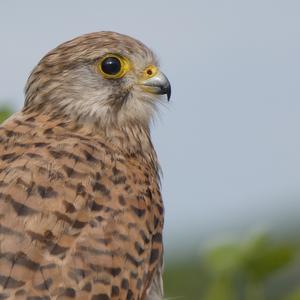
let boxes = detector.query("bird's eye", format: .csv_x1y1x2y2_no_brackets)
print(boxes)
97,54,129,79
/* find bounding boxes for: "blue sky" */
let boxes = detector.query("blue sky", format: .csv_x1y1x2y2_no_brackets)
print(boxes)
1,0,300,255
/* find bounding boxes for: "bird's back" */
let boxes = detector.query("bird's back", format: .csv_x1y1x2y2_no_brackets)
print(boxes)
0,113,164,300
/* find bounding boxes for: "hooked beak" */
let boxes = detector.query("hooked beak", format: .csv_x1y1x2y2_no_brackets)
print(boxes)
140,71,171,101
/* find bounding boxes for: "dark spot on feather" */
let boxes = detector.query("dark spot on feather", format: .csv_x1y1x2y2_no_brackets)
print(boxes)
76,183,86,196
5,130,17,137
111,286,119,296
152,232,162,243
43,128,53,135
60,287,76,298
136,278,142,290
34,142,49,147
26,152,42,159
0,275,25,288
91,294,109,300
27,296,51,300
1,153,20,162
106,267,121,277
63,201,76,213
63,165,74,177
49,243,68,256
0,293,9,300
0,192,37,216
89,200,103,212
126,289,133,300
119,194,126,206
121,278,129,290
135,242,145,255
44,230,54,240
34,278,53,290
37,185,57,198
140,230,150,244
25,116,35,122
81,282,91,292
131,206,146,218
72,220,87,229
125,253,143,267
92,182,110,197
149,248,160,264
83,150,97,162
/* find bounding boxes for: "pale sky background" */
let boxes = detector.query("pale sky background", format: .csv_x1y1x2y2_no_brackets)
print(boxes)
1,0,300,257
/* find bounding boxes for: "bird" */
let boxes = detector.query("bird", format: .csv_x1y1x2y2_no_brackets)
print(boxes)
0,31,171,300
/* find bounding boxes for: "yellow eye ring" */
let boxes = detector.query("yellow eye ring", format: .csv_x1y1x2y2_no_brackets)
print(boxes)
97,54,130,79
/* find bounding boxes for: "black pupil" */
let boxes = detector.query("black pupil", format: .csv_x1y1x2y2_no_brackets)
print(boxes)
101,57,121,75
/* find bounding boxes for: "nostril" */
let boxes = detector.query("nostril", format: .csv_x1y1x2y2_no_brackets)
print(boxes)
147,69,153,76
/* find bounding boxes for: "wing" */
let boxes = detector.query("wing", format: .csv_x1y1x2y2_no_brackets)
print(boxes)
0,114,164,300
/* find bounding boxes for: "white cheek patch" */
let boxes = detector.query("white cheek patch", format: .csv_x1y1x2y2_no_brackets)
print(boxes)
57,82,158,128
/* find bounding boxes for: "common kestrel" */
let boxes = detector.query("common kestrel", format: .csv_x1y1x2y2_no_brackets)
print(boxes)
0,31,171,300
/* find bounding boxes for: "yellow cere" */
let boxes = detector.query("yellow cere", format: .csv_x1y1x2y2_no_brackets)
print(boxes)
142,65,158,80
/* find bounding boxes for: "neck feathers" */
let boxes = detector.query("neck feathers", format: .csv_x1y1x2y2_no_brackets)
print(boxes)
14,111,160,177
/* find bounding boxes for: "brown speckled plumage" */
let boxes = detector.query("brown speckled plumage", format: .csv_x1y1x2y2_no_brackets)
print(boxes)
0,31,169,300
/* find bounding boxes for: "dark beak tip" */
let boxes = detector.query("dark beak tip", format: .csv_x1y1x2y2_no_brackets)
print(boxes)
167,86,171,101
163,82,171,101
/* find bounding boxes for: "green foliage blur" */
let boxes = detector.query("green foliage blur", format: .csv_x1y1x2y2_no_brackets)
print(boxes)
164,233,300,300
0,107,300,300
0,106,13,123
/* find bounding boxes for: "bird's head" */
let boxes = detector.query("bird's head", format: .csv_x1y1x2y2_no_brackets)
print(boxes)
24,31,171,128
